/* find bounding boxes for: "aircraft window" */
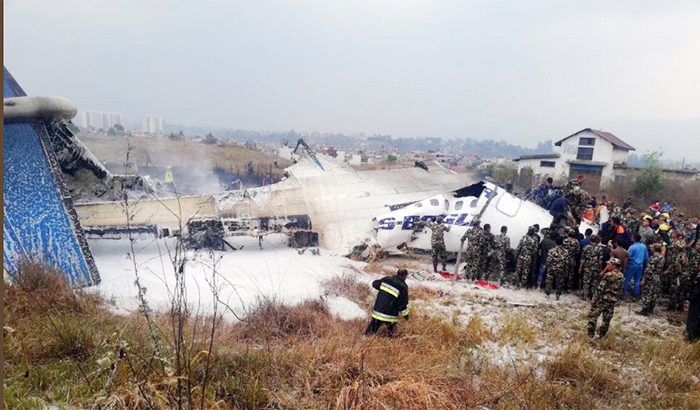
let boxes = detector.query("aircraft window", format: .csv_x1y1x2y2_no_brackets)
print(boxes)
430,199,439,207
470,199,478,208
444,199,449,210
455,201,464,210
414,202,423,208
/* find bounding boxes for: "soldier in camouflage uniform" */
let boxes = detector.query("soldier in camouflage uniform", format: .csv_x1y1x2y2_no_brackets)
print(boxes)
417,216,451,273
623,211,640,240
587,257,625,338
688,241,700,277
545,236,569,299
562,227,581,290
579,234,607,301
667,240,691,311
461,218,485,280
490,226,510,283
563,176,591,226
514,226,538,287
637,243,665,316
480,224,495,280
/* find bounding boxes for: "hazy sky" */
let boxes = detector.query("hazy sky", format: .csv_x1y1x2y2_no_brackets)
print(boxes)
4,0,700,160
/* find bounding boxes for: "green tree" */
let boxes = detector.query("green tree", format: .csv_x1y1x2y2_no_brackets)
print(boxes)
517,166,534,190
107,126,117,136
387,154,397,163
634,150,665,200
203,133,218,144
113,124,125,135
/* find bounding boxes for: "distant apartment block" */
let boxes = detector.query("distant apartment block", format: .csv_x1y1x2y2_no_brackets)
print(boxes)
82,110,127,131
142,115,165,135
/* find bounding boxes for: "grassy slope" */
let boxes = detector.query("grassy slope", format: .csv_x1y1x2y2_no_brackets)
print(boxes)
78,134,292,175
4,262,700,410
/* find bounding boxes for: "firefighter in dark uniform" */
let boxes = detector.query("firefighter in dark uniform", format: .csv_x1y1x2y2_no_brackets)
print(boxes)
365,268,410,337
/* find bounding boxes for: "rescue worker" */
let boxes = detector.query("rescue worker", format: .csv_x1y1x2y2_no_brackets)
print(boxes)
545,236,569,300
588,258,625,339
562,227,581,290
481,224,495,280
491,226,510,284
637,243,665,316
667,241,690,311
514,226,538,287
365,268,409,337
417,216,451,273
461,218,485,280
164,166,174,183
579,234,607,301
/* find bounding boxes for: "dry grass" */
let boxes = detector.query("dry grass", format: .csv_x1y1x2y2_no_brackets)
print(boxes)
5,262,700,410
78,134,291,176
323,273,374,308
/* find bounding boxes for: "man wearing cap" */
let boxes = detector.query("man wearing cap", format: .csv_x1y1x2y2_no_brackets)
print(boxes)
637,243,665,316
588,258,625,338
672,213,686,233
417,216,451,273
667,241,691,311
461,218,486,280
579,234,608,301
365,268,410,337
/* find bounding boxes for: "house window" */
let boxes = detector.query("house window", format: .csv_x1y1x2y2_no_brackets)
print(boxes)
540,161,556,168
577,147,594,161
579,137,596,146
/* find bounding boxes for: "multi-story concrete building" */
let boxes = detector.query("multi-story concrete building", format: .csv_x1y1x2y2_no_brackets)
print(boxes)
142,115,164,135
82,110,127,131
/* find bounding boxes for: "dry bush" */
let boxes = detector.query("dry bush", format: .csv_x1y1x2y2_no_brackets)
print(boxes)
409,286,440,300
363,262,393,276
395,261,421,270
497,312,537,345
546,342,622,398
235,297,332,341
323,273,373,307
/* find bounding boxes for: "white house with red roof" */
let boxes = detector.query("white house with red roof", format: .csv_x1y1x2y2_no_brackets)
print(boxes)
515,128,635,189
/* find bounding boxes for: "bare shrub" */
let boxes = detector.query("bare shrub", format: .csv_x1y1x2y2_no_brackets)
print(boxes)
546,342,622,396
237,297,332,341
323,273,373,307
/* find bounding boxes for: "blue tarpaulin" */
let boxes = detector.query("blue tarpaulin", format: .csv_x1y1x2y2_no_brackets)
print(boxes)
3,67,100,287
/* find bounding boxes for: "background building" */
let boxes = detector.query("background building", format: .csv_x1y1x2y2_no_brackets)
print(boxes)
142,115,164,135
515,128,635,189
82,110,126,131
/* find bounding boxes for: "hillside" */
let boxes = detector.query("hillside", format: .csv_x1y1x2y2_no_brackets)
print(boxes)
78,134,291,176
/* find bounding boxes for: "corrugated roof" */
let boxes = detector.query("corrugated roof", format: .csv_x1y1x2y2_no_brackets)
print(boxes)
554,128,635,151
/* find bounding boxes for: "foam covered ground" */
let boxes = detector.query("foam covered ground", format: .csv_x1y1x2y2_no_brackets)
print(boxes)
88,234,369,321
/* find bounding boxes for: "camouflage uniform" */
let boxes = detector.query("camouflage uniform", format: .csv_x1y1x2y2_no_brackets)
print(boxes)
580,243,606,300
588,261,624,338
562,234,581,289
563,179,591,225
481,231,496,281
624,216,641,239
668,241,691,309
545,245,569,297
490,233,510,282
420,220,451,272
515,234,538,287
462,227,485,280
641,248,665,312
688,245,700,277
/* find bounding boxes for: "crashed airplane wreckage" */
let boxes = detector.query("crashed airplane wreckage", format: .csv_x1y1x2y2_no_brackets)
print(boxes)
3,66,593,288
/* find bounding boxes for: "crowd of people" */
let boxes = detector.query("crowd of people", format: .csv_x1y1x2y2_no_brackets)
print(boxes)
418,176,700,342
